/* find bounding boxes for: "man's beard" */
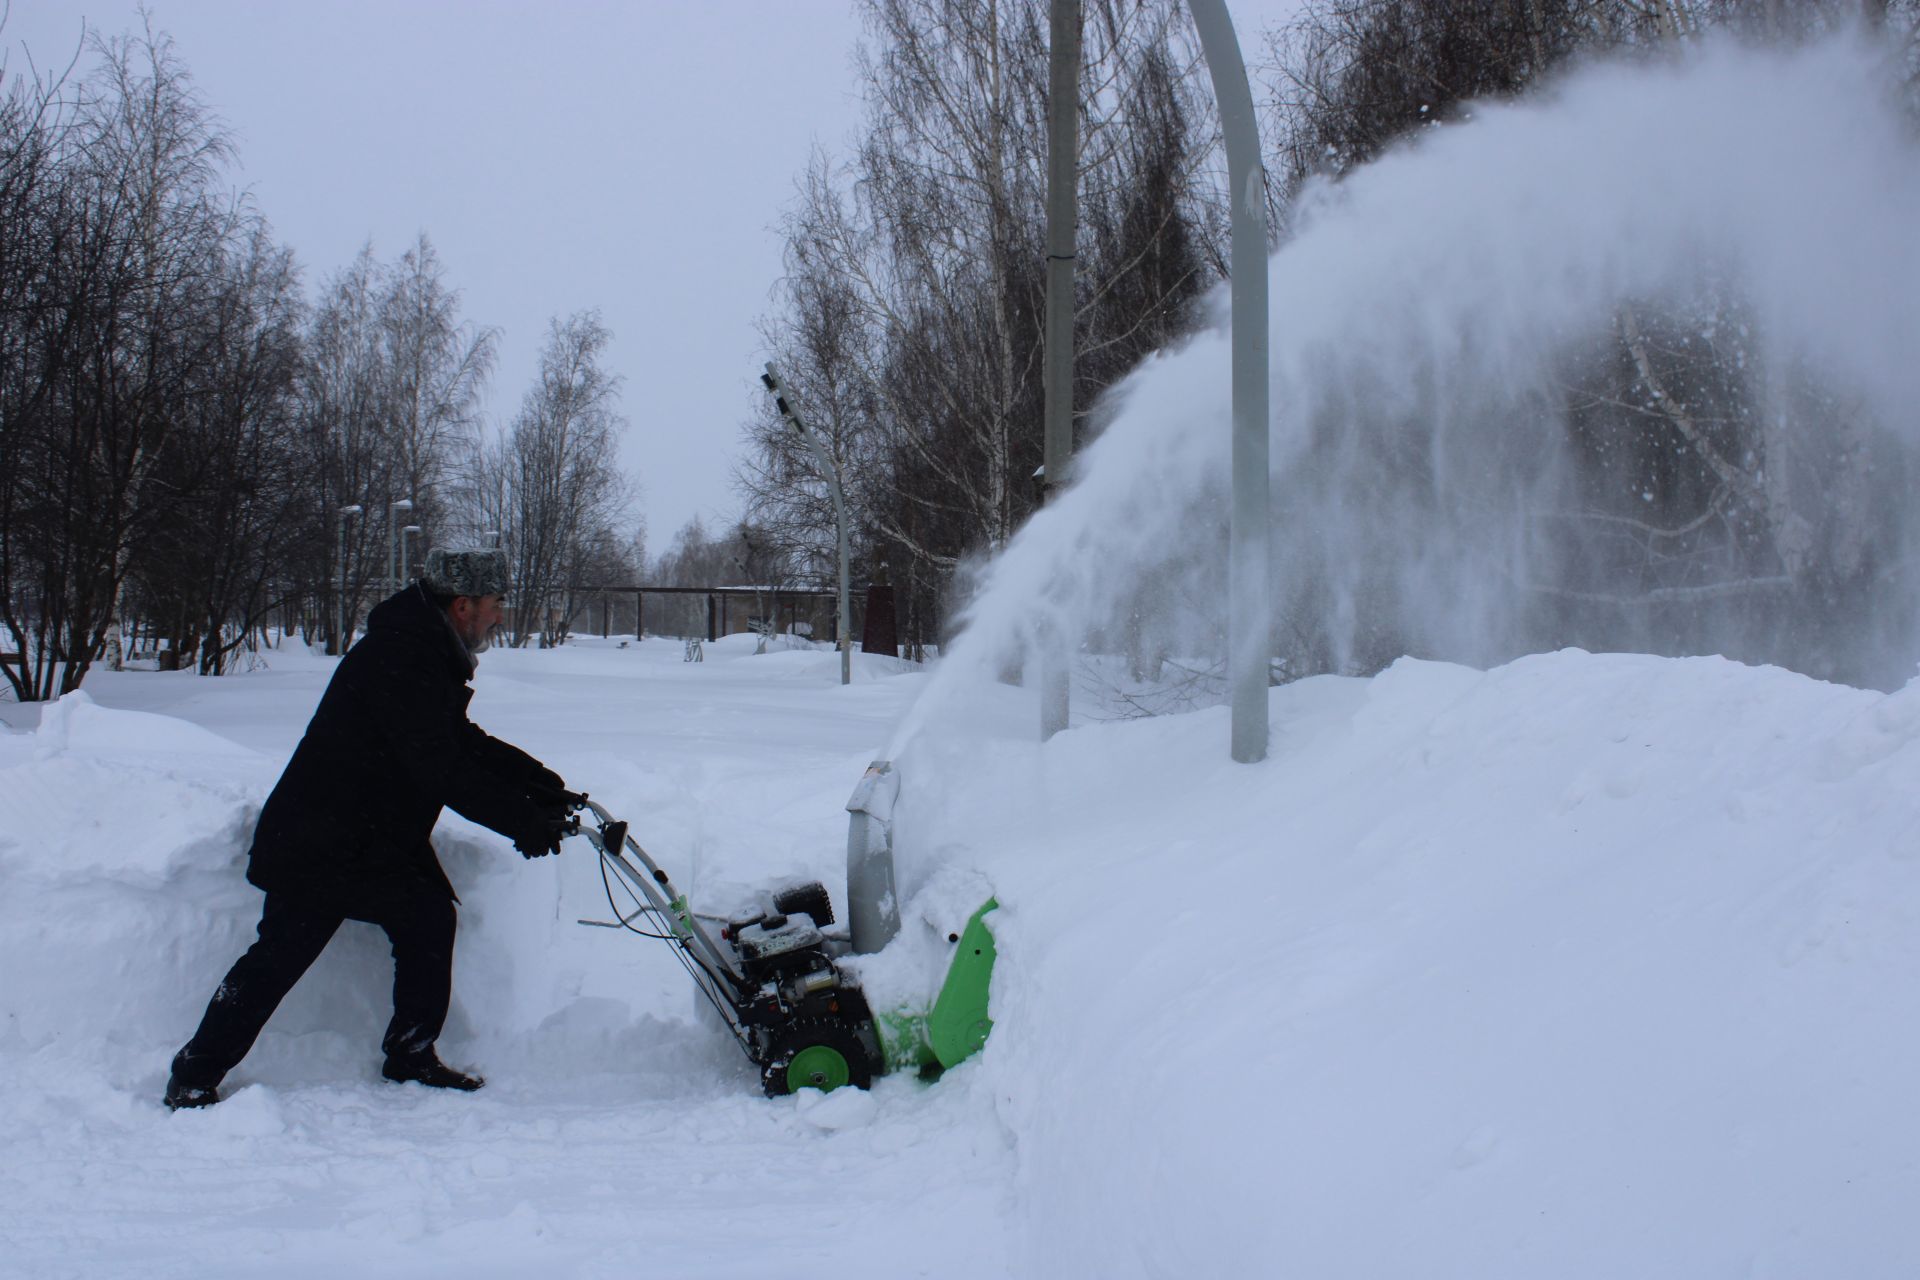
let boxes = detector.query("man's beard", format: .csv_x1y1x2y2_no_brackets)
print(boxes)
454,613,494,655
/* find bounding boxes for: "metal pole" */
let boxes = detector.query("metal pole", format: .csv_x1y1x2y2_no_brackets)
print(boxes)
761,363,851,686
1189,0,1271,764
336,504,362,654
401,525,421,585
386,498,413,597
1041,0,1081,740
835,491,851,685
337,510,347,653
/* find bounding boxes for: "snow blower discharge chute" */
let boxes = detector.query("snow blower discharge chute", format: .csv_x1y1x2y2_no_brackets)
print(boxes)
560,762,996,1096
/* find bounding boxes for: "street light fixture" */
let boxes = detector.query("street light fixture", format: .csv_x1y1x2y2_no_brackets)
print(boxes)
761,363,850,686
387,498,415,595
483,529,501,548
400,525,422,586
336,504,363,655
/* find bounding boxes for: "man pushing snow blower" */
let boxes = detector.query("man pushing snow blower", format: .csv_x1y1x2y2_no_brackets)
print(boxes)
164,548,578,1111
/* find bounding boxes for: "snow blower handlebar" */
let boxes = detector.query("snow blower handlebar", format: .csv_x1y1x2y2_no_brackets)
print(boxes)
560,794,745,991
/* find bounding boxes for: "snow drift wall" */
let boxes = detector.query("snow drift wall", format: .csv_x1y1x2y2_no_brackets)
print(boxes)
0,691,688,1091
894,651,1920,1277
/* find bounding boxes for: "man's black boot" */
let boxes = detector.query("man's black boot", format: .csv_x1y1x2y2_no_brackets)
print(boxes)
164,1077,220,1110
165,1048,222,1111
381,1054,484,1092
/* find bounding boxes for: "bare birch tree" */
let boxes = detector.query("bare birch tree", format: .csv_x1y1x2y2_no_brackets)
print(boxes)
492,311,630,648
298,246,388,652
126,221,304,674
747,0,1228,647
378,233,496,548
0,21,238,697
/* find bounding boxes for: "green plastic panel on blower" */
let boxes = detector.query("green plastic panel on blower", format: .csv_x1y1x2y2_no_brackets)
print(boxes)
877,898,999,1075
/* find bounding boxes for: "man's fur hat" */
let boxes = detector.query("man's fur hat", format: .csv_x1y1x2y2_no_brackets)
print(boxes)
423,548,509,598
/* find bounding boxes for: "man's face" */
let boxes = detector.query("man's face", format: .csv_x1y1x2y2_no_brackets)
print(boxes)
450,593,505,652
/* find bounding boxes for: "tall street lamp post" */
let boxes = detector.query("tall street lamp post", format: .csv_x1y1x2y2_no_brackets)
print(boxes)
1040,0,1081,740
760,364,850,686
1190,0,1272,764
387,498,414,595
336,504,363,655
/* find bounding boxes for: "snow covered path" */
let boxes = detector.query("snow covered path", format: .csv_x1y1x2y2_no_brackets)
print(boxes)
0,637,1014,1279
3,1065,1008,1280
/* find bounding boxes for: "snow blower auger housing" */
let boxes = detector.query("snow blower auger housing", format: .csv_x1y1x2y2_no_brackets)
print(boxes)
564,797,886,1096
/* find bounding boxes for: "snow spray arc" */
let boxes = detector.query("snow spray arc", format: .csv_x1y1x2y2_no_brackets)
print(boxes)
891,31,1920,756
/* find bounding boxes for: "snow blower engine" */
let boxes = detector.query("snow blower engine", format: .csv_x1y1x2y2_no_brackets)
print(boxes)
559,768,996,1097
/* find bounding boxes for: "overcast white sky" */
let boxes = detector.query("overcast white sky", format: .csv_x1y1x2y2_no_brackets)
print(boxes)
6,0,1296,560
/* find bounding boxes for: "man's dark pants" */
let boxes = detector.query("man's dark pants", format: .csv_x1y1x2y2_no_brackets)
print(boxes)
171,878,456,1089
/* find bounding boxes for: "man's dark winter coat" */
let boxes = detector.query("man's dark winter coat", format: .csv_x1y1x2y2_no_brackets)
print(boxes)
246,584,552,900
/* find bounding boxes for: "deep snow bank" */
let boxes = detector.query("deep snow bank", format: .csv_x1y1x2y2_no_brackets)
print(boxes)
0,684,704,1089
892,650,1920,1277
0,693,274,1058
5,648,1918,1276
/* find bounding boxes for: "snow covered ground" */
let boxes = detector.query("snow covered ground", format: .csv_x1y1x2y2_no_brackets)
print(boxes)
4,636,1920,1277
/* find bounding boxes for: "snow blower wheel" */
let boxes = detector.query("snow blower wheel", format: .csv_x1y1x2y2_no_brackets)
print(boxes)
763,1019,872,1096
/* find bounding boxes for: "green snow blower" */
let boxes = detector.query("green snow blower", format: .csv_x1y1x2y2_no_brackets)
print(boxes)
564,761,996,1095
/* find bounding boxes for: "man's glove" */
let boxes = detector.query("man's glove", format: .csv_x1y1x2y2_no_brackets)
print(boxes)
526,779,587,812
513,804,571,859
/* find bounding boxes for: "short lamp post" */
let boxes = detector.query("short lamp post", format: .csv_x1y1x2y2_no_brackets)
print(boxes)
387,497,415,594
336,503,363,655
400,525,422,585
